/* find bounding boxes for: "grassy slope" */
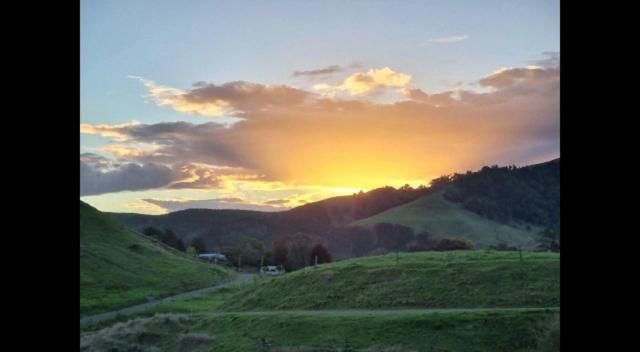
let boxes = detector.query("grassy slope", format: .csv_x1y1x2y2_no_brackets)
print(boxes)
81,250,559,351
220,250,559,311
81,309,559,352
80,201,234,317
354,192,542,249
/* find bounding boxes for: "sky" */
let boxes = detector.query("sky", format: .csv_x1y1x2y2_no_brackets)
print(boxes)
80,0,560,214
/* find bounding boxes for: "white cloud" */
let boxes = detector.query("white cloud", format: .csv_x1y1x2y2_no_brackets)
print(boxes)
426,35,469,44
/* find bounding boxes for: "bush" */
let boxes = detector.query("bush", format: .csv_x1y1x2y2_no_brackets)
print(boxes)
369,247,389,256
407,243,433,252
537,314,560,351
143,227,185,252
434,238,474,251
310,244,332,264
489,242,519,251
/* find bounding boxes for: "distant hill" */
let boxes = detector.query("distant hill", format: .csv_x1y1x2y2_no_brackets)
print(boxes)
108,158,559,256
436,158,559,230
108,186,428,252
352,158,559,250
80,201,233,316
353,191,541,250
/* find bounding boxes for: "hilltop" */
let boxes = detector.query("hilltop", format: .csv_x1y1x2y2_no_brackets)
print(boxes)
80,201,233,316
219,250,559,311
108,186,428,252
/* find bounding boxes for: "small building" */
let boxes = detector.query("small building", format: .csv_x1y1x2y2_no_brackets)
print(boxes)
197,252,228,263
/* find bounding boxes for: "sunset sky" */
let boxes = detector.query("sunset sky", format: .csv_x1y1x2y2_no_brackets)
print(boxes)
81,0,559,214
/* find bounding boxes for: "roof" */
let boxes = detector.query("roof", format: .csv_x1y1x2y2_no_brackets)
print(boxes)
198,253,227,259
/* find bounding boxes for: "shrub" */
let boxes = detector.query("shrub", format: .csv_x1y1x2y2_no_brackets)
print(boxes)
434,238,474,251
369,247,390,256
310,244,332,264
489,242,519,251
407,243,433,252
537,314,560,351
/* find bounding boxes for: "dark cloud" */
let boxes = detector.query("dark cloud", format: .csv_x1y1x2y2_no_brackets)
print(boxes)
80,154,256,196
293,65,343,78
183,81,309,114
478,66,559,91
143,198,287,213
529,51,560,68
80,153,120,169
264,199,290,205
80,160,176,196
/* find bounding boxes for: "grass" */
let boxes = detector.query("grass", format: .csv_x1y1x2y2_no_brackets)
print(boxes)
79,248,560,351
353,192,542,249
80,201,234,317
219,250,559,311
80,309,560,352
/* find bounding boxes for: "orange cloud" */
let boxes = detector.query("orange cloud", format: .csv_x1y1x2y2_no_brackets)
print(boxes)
83,64,559,193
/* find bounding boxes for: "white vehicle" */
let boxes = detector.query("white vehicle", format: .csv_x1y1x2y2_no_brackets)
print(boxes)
261,265,284,276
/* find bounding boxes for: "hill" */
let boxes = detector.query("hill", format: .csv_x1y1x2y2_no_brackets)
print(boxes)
80,201,234,316
81,250,559,352
107,158,559,257
108,186,428,252
219,250,559,311
434,158,559,230
350,158,559,250
353,191,541,249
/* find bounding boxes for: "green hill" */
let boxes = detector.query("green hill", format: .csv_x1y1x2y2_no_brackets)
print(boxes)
349,159,559,250
107,159,559,257
353,191,541,249
80,201,234,316
219,250,559,311
81,250,559,352
108,186,428,252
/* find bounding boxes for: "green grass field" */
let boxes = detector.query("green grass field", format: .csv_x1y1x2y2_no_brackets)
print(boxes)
80,201,234,316
220,250,559,311
81,308,559,352
354,192,542,249
80,250,559,351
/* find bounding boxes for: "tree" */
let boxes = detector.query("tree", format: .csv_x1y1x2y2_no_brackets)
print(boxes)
536,228,560,252
310,244,332,264
407,243,432,252
415,231,437,249
143,227,185,252
272,240,289,268
271,234,314,272
374,223,415,251
434,238,474,251
186,246,197,257
143,226,164,239
234,237,265,267
191,238,207,254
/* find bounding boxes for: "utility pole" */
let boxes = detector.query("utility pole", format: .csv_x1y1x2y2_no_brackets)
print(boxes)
314,255,318,267
519,247,523,262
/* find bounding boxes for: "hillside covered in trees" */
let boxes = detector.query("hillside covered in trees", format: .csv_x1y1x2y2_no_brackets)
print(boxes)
433,158,559,230
108,159,560,262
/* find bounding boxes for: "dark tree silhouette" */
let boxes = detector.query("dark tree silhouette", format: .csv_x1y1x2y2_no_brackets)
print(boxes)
191,237,207,254
435,238,474,251
310,244,332,264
